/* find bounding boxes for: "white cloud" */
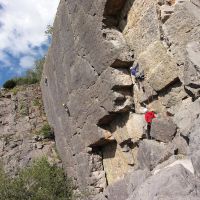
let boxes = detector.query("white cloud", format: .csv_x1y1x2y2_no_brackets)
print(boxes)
0,51,11,66
19,56,35,69
0,0,59,67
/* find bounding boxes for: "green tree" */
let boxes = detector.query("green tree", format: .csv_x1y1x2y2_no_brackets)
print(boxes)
34,56,45,81
2,56,45,89
3,79,16,89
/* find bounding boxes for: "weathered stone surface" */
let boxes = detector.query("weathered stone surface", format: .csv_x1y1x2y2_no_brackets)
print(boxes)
191,0,200,7
147,100,167,114
137,140,174,170
172,134,189,155
189,116,200,177
138,41,179,92
184,41,200,98
102,142,132,185
0,85,59,174
133,81,157,112
124,0,160,57
111,113,146,144
41,0,137,194
163,1,200,96
160,5,174,23
153,156,194,175
151,118,177,142
159,82,187,109
173,98,200,136
128,165,200,200
103,169,150,200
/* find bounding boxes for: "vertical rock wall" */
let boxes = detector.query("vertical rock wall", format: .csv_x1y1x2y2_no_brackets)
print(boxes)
41,0,200,198
42,0,135,195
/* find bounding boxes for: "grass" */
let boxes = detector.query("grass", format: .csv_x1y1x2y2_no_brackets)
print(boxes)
19,101,29,116
10,87,21,95
32,99,42,108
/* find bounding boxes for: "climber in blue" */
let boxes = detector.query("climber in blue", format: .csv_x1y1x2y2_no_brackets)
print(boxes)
130,63,144,81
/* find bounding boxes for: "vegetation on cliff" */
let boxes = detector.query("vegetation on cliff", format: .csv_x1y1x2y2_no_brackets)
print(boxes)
0,158,74,200
3,57,45,89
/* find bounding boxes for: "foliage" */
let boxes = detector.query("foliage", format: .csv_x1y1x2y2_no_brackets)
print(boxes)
45,25,54,36
0,158,74,200
32,99,42,108
3,79,16,89
19,101,29,116
2,57,45,89
10,87,21,95
37,123,54,140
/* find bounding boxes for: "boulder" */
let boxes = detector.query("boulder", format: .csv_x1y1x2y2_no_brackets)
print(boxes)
150,118,177,142
173,98,200,136
159,83,188,109
183,41,200,98
127,165,200,200
111,113,146,144
189,117,200,177
191,151,200,178
172,134,189,155
153,156,194,175
98,169,150,200
137,140,174,170
138,41,179,92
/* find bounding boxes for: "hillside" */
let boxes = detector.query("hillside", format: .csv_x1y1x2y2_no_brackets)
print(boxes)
0,85,60,174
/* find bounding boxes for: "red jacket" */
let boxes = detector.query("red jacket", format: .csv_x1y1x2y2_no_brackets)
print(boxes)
145,111,156,123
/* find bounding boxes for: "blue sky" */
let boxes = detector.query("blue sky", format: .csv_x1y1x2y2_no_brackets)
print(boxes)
0,0,59,86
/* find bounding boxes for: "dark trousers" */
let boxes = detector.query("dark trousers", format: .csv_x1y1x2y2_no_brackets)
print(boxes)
146,123,151,139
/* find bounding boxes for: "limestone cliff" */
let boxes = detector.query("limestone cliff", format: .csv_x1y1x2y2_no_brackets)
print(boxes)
41,0,200,199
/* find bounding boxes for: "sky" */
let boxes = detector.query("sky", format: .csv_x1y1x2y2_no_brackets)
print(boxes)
0,0,60,86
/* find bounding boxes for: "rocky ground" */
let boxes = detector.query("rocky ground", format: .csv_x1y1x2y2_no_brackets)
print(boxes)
41,0,200,199
0,85,60,175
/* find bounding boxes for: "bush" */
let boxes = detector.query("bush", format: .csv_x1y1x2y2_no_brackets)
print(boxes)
3,79,16,89
0,158,74,200
45,25,53,36
38,123,54,140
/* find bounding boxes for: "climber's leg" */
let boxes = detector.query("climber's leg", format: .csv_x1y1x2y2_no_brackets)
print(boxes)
146,123,151,139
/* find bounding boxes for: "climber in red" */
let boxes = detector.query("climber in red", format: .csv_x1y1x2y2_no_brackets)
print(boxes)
144,110,156,139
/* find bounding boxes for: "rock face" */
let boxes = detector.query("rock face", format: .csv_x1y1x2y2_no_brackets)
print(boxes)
151,118,177,142
137,140,173,170
0,85,59,174
128,165,200,200
41,0,200,199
